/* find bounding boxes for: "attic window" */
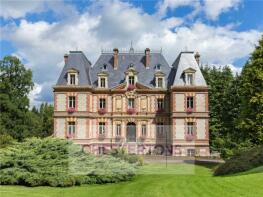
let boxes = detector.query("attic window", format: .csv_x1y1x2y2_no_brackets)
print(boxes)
101,64,107,70
128,63,134,68
67,70,78,85
156,64,161,70
186,74,194,85
69,74,76,85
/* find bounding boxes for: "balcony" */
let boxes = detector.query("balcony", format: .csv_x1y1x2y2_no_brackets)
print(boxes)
67,107,76,113
98,133,106,140
185,134,195,141
127,108,136,114
98,108,107,115
127,84,136,91
186,107,194,113
156,108,165,113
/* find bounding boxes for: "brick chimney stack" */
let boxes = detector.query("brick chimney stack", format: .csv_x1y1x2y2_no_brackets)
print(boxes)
194,52,200,66
113,48,119,70
145,48,150,68
64,54,69,65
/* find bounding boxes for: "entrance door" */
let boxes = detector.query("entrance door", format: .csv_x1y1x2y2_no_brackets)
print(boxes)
127,122,136,142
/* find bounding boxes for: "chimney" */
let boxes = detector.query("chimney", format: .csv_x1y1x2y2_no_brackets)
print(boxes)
64,54,69,64
194,52,200,66
145,48,150,68
113,48,119,70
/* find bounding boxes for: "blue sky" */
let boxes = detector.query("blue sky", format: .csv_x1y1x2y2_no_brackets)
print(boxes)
0,0,262,107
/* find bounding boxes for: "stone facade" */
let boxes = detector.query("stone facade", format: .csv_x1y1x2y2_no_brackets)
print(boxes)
53,49,210,156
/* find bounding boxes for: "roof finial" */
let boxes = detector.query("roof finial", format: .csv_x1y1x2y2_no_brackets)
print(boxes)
129,40,134,53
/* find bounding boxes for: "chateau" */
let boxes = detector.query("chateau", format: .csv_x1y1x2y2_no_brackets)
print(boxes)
53,46,209,156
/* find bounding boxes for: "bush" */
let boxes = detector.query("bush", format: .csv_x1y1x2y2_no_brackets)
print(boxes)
214,145,263,176
0,137,137,187
109,148,144,166
0,134,15,148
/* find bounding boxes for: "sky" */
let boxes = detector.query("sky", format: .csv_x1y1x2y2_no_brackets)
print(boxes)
0,0,263,107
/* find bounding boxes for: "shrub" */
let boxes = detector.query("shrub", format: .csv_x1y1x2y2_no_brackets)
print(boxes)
110,148,144,166
214,145,263,176
0,137,136,187
0,134,15,148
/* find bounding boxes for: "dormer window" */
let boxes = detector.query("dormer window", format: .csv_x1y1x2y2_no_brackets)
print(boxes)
183,68,196,86
100,78,106,88
186,74,194,85
98,72,108,88
128,76,135,85
67,69,78,85
102,64,107,70
156,64,161,70
157,78,163,88
69,74,76,85
128,63,134,68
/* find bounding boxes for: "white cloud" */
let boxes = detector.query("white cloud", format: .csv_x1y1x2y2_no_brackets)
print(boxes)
1,0,262,107
0,0,44,19
203,0,241,20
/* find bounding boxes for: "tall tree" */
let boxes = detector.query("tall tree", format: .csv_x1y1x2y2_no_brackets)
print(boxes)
238,37,263,144
0,56,34,140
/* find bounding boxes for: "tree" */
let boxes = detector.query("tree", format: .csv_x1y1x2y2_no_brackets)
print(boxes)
238,36,263,144
0,56,34,140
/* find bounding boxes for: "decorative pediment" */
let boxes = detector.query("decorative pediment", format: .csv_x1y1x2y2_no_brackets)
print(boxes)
154,71,166,77
111,82,150,91
67,68,79,73
97,71,109,76
183,67,196,73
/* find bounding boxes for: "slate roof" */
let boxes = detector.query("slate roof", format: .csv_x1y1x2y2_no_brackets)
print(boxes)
90,52,171,88
56,51,92,86
56,50,207,88
170,52,207,86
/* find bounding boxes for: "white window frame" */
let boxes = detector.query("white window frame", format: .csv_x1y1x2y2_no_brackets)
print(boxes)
157,98,164,109
156,123,164,137
99,98,106,109
187,149,195,157
187,122,194,135
68,96,76,108
116,124,121,136
100,77,106,88
186,73,194,85
141,124,147,136
128,76,135,85
157,77,163,88
68,122,76,136
69,74,76,85
128,98,135,109
187,97,194,109
99,122,106,135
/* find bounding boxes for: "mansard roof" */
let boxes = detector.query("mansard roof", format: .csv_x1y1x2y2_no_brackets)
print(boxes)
170,52,207,86
90,52,171,88
56,50,207,88
56,51,92,85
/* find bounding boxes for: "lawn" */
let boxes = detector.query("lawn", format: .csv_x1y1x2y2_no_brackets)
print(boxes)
0,163,262,197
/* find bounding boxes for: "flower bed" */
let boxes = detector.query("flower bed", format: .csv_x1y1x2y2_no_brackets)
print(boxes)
67,107,75,113
186,134,195,141
186,107,193,113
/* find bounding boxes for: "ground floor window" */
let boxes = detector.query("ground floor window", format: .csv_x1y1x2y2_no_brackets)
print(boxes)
67,121,75,137
187,149,195,157
141,124,147,136
156,123,164,138
116,124,121,136
98,147,105,155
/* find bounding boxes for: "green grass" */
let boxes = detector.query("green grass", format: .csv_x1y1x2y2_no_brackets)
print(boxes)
1,163,263,197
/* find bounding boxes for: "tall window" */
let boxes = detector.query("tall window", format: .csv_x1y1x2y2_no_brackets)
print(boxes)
156,123,164,137
157,98,164,109
187,97,194,109
186,74,193,85
100,78,106,88
187,149,195,157
157,78,163,88
68,122,75,136
128,76,135,85
99,98,106,109
99,122,105,135
68,96,76,108
141,124,147,136
98,147,105,155
187,122,194,135
128,98,135,109
116,124,121,136
69,74,76,85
